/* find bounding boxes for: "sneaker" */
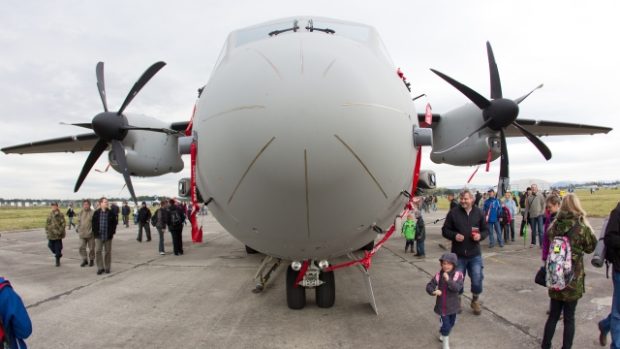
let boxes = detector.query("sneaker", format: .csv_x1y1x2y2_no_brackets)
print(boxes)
97,269,105,275
471,299,482,315
442,336,450,349
105,269,110,274
89,259,94,267
438,335,444,342
159,251,165,255
55,257,60,267
80,260,88,267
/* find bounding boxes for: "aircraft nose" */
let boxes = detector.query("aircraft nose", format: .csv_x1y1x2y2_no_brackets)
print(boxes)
195,33,414,258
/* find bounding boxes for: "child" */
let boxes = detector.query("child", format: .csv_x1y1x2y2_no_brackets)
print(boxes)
414,211,426,258
401,214,416,253
426,253,464,349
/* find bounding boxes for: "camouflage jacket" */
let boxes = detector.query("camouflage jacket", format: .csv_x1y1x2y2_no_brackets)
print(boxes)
46,211,66,240
547,211,596,301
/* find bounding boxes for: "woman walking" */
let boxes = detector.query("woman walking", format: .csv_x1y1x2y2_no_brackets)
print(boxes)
541,193,596,349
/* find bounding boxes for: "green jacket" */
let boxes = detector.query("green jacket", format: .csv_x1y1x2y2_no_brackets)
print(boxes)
547,211,596,302
46,210,66,240
401,219,416,240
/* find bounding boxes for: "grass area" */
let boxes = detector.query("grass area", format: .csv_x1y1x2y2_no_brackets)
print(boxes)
1,189,618,232
0,206,52,232
434,188,620,217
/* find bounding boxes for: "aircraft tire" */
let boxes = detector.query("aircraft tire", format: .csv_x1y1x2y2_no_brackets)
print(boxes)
286,266,306,310
245,245,259,254
315,270,336,308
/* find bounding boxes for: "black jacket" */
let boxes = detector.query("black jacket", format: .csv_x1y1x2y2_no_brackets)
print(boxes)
442,205,488,257
138,207,152,224
415,216,426,240
166,204,186,231
604,203,620,272
92,208,118,239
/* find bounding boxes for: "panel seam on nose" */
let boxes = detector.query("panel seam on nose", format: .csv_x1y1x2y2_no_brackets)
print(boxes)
334,134,388,199
227,136,276,205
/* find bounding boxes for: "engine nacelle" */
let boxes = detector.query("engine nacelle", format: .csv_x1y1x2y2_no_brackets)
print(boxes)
109,118,184,176
429,104,501,166
430,135,501,166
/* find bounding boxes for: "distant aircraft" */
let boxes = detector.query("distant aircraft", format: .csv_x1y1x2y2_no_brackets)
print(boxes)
2,17,611,312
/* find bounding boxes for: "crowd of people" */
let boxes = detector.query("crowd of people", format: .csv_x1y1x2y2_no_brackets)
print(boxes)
427,186,617,349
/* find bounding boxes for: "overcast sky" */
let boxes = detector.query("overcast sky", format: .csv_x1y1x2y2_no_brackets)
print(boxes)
1,0,618,199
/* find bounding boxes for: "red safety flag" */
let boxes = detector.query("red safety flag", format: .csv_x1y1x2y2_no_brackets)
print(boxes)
185,104,203,243
425,103,433,125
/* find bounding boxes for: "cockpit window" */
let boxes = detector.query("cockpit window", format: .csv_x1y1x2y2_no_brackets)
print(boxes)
232,18,372,48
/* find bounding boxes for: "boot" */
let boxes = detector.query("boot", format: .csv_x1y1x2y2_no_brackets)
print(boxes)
80,260,88,267
442,335,450,349
471,298,482,315
89,259,94,267
55,256,60,267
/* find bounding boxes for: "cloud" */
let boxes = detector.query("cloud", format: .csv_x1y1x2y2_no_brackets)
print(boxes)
1,0,618,199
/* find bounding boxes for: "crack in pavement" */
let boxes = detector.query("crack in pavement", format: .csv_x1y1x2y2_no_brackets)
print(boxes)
382,245,542,345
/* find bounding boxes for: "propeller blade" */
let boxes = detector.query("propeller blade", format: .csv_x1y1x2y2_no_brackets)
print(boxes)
499,129,509,178
117,61,166,115
430,69,491,109
60,122,93,129
512,121,552,160
486,42,503,100
122,125,180,135
433,118,493,155
497,129,510,197
514,84,544,105
111,140,138,204
74,139,108,192
96,62,108,112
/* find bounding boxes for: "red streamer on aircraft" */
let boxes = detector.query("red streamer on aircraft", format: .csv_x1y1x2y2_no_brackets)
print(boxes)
467,165,480,184
324,146,423,273
186,104,203,243
485,149,492,172
425,103,433,125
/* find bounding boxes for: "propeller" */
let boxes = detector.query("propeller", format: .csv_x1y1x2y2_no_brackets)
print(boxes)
431,42,551,196
71,61,168,204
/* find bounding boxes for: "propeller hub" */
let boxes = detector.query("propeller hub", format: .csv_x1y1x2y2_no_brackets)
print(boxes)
92,112,128,141
483,98,519,130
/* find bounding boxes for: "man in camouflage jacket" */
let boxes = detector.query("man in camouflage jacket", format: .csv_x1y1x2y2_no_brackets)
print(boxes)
45,202,66,267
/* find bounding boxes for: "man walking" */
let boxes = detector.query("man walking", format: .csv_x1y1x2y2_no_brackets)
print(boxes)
92,197,117,274
155,200,168,255
442,189,488,315
45,202,66,267
76,200,95,267
166,199,186,256
483,189,503,248
137,202,152,242
526,184,546,247
66,203,76,229
599,201,620,347
121,201,130,228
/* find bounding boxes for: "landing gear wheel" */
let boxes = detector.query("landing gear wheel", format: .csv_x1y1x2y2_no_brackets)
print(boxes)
316,270,335,308
286,266,306,309
360,240,375,252
245,245,258,254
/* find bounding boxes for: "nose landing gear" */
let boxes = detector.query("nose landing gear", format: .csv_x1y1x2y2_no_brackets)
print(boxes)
286,260,335,310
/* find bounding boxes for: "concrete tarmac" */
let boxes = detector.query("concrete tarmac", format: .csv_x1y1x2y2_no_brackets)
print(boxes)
0,210,612,348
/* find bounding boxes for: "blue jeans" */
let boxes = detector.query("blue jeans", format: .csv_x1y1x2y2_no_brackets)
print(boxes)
440,314,457,336
487,221,503,247
529,215,544,246
416,239,425,256
456,254,484,295
599,270,620,349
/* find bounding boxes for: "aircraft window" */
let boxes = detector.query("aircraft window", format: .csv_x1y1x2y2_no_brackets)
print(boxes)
310,20,369,42
234,20,298,47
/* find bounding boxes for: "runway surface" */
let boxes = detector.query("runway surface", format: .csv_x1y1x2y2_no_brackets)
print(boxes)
0,210,612,348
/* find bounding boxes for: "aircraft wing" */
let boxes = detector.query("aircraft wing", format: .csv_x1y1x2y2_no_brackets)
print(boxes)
417,114,612,136
1,133,100,154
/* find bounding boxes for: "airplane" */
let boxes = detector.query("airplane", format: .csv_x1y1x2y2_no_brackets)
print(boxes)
2,16,612,313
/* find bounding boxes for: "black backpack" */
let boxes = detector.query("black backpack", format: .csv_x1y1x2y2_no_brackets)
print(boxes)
169,208,182,228
150,209,159,227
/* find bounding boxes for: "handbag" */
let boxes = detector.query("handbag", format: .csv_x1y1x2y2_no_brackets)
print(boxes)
535,266,546,287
